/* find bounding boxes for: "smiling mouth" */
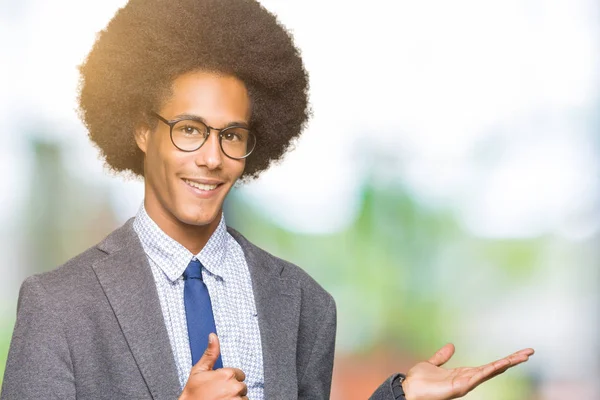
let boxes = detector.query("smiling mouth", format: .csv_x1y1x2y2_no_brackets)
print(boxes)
182,178,220,191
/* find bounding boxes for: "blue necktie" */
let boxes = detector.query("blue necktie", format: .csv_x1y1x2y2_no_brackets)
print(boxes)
183,258,223,369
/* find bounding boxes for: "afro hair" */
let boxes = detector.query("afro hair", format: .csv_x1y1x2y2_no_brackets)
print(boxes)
78,0,309,179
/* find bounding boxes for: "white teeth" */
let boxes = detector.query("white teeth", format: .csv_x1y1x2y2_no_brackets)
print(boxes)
184,179,218,191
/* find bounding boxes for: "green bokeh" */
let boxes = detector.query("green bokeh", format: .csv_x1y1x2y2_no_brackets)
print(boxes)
0,318,14,389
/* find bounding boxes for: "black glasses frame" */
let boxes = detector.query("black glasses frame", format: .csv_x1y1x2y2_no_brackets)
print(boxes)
150,111,255,160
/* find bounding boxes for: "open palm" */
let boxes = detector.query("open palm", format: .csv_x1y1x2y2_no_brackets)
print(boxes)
403,344,534,400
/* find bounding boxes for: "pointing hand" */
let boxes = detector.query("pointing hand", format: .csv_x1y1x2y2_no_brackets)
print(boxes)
179,333,248,400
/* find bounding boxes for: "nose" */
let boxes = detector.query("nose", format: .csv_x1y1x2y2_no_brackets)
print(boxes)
194,130,223,170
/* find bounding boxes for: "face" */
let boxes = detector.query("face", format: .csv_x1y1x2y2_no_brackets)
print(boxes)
135,70,250,236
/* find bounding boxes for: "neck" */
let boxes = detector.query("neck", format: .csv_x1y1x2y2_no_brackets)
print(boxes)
143,200,221,255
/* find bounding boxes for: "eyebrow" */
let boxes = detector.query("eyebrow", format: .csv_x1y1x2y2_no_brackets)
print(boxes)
173,113,249,129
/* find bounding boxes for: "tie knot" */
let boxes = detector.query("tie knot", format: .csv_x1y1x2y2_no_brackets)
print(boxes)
183,259,203,280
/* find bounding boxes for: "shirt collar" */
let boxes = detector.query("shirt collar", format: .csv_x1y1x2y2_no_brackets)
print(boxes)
133,204,229,282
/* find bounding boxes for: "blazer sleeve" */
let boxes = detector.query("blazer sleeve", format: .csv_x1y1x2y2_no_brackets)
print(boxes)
297,295,337,400
369,374,402,400
1,276,76,400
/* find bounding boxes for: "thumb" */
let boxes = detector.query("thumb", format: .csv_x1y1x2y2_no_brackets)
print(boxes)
192,333,220,372
427,343,455,367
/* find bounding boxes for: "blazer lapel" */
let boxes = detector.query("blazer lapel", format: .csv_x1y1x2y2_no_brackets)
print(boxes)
228,228,302,399
92,220,181,399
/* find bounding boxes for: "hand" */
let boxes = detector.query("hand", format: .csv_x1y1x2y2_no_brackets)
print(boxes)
179,333,248,400
402,343,534,400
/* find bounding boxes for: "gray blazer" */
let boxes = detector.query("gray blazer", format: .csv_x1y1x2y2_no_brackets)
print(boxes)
1,220,397,400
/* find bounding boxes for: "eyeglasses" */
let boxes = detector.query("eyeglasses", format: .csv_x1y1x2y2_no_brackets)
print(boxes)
150,111,256,159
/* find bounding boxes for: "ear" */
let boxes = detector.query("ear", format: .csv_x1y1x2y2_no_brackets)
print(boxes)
134,121,151,154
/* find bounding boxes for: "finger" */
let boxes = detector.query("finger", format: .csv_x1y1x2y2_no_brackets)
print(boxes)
477,362,512,385
237,381,248,396
192,333,220,372
481,349,533,374
475,355,525,387
468,352,531,387
225,380,247,397
217,367,247,385
232,367,246,382
427,343,455,367
514,348,535,357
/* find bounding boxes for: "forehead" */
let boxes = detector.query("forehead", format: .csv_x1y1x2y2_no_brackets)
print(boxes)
160,71,251,122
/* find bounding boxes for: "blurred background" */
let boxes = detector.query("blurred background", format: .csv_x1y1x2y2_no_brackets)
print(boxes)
1,0,599,398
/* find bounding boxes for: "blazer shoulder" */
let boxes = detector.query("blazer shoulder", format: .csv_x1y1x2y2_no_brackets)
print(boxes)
26,245,105,299
227,226,334,304
24,220,134,301
271,251,334,303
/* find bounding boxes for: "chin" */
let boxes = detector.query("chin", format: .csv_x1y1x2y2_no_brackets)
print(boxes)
176,208,220,227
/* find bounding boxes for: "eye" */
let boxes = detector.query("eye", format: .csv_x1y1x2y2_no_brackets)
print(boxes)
180,125,201,136
222,127,249,142
222,131,241,142
172,120,209,138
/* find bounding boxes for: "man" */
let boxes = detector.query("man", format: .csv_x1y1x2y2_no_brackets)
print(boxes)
1,0,533,399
